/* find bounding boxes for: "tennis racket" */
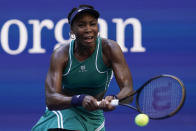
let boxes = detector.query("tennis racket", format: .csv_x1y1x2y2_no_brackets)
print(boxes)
98,74,186,120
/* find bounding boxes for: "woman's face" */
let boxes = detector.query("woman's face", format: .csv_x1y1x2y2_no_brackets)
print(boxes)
71,13,98,45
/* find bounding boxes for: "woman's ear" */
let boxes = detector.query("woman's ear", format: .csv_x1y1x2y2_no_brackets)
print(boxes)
70,25,74,33
70,30,74,35
70,28,75,35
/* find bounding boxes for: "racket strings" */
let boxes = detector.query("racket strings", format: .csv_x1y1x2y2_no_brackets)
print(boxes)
138,77,183,119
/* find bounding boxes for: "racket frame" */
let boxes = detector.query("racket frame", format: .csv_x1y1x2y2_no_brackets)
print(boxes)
119,74,186,120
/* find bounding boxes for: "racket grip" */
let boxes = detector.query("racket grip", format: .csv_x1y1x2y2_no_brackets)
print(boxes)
97,99,119,106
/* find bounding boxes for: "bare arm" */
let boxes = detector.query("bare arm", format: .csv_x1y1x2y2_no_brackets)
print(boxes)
103,39,134,103
45,46,72,110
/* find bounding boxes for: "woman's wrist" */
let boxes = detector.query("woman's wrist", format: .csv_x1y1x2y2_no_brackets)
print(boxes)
71,94,86,107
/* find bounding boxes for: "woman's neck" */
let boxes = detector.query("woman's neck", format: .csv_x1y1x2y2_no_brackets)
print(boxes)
74,40,96,57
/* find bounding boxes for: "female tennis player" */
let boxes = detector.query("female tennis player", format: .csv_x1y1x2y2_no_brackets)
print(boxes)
31,4,133,131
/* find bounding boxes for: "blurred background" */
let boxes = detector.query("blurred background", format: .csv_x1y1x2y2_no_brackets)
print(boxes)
0,0,195,130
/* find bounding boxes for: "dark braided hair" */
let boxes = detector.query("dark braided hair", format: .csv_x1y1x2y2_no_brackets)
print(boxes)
67,5,95,25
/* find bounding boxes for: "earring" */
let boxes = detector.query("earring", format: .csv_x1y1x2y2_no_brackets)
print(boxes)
97,32,100,38
69,32,76,39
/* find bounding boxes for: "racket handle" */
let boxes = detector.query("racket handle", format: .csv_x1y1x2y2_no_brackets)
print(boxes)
97,99,119,106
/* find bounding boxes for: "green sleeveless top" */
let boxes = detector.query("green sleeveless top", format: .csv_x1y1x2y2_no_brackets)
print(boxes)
62,37,113,96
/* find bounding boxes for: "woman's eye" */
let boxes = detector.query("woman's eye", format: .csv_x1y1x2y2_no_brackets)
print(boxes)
78,23,85,27
78,24,84,27
91,23,96,26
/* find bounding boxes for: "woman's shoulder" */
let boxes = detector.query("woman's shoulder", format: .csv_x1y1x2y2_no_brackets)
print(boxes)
101,38,116,46
101,38,121,52
51,43,70,63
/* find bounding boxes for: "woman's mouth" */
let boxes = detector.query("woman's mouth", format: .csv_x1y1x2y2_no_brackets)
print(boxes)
83,36,94,42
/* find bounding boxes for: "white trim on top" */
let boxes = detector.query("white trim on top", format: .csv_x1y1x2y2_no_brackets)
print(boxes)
95,38,107,74
63,41,72,76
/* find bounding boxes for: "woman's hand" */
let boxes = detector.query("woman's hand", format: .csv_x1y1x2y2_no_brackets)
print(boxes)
82,95,99,111
98,96,116,111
